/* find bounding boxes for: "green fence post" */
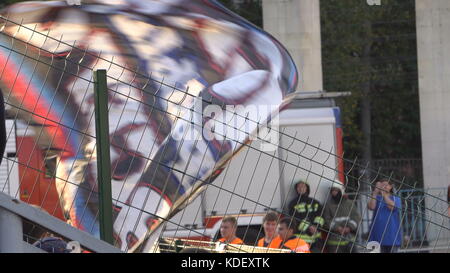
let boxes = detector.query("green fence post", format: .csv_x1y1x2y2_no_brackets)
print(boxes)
94,69,114,245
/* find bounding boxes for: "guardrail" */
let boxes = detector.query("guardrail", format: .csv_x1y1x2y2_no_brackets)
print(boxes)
0,192,121,253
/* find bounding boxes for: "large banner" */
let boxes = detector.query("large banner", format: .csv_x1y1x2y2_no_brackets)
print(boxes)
0,0,298,252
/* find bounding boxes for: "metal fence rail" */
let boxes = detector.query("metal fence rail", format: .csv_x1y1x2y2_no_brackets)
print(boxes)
0,191,121,253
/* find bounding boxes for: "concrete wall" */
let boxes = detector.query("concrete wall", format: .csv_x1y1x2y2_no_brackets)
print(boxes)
415,0,450,245
262,0,323,92
416,0,450,191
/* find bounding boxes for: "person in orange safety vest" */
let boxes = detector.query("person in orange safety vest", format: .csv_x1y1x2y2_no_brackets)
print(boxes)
217,216,244,245
278,218,310,253
257,211,282,248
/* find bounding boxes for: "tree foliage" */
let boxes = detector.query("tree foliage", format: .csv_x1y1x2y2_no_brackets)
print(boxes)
0,0,32,8
217,0,262,28
221,0,421,163
320,0,420,160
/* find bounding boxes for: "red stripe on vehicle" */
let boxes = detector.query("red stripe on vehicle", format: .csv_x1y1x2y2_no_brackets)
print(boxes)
0,53,73,158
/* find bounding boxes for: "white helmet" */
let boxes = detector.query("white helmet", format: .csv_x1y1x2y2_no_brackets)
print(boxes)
330,179,345,194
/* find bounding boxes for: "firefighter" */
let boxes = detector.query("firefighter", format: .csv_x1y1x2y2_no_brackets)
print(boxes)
323,180,361,253
217,216,244,245
257,211,282,248
277,218,310,253
288,180,326,253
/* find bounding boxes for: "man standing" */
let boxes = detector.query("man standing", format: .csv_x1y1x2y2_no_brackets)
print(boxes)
323,180,361,253
257,211,282,248
277,218,310,253
217,216,244,245
367,179,402,253
288,180,325,252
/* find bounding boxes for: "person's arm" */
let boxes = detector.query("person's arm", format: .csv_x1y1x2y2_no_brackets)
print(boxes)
323,203,341,234
368,184,380,211
322,204,333,231
310,202,325,234
300,219,312,234
313,202,325,228
382,191,396,211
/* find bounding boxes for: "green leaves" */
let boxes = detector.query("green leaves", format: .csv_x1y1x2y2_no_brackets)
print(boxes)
321,0,420,160
218,0,262,28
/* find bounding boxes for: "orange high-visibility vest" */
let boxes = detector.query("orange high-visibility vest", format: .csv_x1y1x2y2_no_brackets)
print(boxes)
257,236,282,248
282,237,311,253
218,237,244,244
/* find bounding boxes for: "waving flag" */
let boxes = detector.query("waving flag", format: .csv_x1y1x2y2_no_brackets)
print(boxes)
0,0,298,252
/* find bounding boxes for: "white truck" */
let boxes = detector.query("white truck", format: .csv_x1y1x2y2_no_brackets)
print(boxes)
161,95,345,244
0,95,346,246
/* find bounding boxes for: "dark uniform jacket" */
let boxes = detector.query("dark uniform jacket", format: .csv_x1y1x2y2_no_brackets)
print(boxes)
288,194,325,244
323,197,361,246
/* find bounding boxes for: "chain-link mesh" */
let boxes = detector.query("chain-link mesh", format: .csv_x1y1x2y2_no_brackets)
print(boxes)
0,6,448,254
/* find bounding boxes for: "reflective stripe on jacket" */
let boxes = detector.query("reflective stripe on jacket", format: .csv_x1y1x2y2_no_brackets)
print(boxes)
296,232,322,244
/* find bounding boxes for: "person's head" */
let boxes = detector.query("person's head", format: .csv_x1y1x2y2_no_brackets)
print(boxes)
262,211,279,238
378,178,395,194
295,180,310,197
277,218,297,241
220,216,238,240
330,180,345,202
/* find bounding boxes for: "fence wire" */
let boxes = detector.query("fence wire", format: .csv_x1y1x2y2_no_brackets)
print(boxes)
0,13,448,254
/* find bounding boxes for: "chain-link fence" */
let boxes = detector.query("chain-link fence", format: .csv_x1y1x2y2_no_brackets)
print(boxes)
345,158,424,194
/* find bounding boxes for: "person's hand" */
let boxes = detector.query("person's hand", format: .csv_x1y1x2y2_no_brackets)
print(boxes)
373,182,381,195
381,184,391,197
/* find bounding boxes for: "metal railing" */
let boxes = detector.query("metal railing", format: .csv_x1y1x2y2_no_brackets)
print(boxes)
0,191,121,253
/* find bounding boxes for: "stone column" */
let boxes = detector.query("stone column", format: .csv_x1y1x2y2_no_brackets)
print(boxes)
416,0,450,247
263,0,323,92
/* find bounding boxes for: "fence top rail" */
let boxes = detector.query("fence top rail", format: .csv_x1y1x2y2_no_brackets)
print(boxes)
0,192,122,253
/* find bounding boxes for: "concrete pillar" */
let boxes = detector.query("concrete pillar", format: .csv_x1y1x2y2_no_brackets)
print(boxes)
415,0,450,245
262,0,323,92
0,207,23,253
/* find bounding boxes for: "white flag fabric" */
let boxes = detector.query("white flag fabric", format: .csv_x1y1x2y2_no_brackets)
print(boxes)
0,0,298,252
